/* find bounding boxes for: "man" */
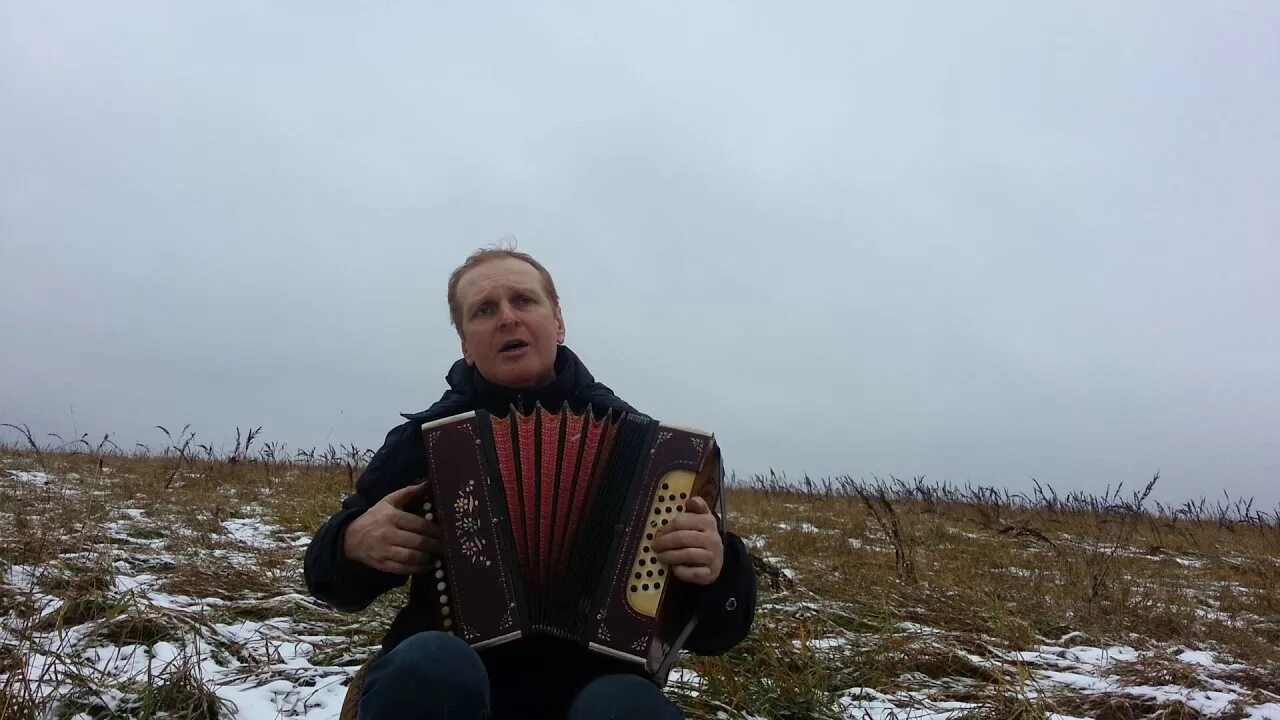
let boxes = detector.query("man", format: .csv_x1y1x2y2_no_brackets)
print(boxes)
305,247,757,720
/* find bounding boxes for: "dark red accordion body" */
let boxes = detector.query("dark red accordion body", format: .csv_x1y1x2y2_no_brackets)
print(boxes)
419,405,722,684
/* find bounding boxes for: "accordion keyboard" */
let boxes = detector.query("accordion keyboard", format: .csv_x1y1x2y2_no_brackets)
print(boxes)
627,469,696,617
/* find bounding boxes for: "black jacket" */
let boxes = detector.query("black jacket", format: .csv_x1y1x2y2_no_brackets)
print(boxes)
304,346,756,707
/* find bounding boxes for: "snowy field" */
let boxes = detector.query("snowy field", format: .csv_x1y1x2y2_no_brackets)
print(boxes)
2,456,1277,719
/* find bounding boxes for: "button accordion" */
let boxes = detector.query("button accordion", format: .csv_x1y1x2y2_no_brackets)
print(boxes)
418,404,723,685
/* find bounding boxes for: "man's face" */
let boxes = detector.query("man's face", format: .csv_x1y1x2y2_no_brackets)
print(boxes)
456,257,566,389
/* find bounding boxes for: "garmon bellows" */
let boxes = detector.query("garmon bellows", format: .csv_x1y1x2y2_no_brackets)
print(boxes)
418,404,723,686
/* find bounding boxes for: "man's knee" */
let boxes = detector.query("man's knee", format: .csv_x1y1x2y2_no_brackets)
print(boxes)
360,632,488,719
568,673,683,720
372,631,484,685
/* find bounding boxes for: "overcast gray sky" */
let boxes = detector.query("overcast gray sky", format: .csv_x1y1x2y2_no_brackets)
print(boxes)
3,3,1277,507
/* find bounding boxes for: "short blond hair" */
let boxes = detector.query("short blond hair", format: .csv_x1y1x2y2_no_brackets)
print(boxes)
447,242,560,330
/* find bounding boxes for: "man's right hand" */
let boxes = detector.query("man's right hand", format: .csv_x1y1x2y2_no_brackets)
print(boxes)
342,482,443,575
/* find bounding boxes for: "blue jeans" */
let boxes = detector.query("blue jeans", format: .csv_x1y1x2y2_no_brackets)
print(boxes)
359,631,684,720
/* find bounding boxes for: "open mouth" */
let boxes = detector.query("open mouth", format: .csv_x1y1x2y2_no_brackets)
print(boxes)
499,340,529,354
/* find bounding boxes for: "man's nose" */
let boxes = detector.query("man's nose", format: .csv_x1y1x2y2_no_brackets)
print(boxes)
496,302,519,326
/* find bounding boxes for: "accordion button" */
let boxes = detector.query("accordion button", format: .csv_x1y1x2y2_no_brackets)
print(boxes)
725,598,738,611
437,581,446,591
435,569,445,579
425,513,434,521
435,560,443,569
440,594,449,605
441,605,451,617
424,502,432,511
443,619,453,629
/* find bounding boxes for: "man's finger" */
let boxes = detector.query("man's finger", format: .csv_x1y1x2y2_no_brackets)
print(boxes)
381,559,428,576
685,496,711,515
384,482,430,509
386,545,426,567
672,565,715,584
388,529,430,552
650,530,710,554
423,538,445,558
392,511,431,534
655,547,715,568
659,511,717,535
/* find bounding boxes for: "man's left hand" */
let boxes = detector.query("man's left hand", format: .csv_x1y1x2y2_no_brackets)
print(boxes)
651,496,723,585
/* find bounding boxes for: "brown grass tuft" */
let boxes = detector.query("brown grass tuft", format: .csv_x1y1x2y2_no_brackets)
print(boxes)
1049,694,1205,720
1111,653,1211,690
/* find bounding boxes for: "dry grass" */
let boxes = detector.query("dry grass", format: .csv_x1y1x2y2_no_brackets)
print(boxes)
1047,694,1207,720
2,432,1278,719
1111,653,1212,690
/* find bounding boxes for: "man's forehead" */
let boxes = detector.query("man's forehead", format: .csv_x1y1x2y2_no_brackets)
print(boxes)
457,259,545,301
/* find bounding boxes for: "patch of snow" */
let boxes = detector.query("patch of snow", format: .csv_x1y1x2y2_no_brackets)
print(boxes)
896,622,945,636
838,686,973,720
104,524,166,547
1196,607,1248,626
1122,684,1239,716
1177,650,1226,668
775,521,822,533
1060,645,1142,667
5,564,41,590
113,573,159,593
668,668,704,696
7,555,361,720
221,518,283,549
799,636,852,653
1243,703,1280,720
758,600,825,613
7,470,52,485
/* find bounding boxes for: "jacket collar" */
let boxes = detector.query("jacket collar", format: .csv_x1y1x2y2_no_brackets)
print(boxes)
401,344,635,422
444,345,592,415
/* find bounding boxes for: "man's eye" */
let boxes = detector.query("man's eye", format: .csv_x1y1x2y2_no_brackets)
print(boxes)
514,296,535,306
474,305,494,317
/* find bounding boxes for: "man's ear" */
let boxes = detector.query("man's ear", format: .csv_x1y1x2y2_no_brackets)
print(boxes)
554,306,566,344
460,334,476,366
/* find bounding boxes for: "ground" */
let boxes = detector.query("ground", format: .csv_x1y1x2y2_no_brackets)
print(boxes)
1,441,1277,719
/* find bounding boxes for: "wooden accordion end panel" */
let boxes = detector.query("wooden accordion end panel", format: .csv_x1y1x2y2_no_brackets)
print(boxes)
420,405,721,685
419,411,524,648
